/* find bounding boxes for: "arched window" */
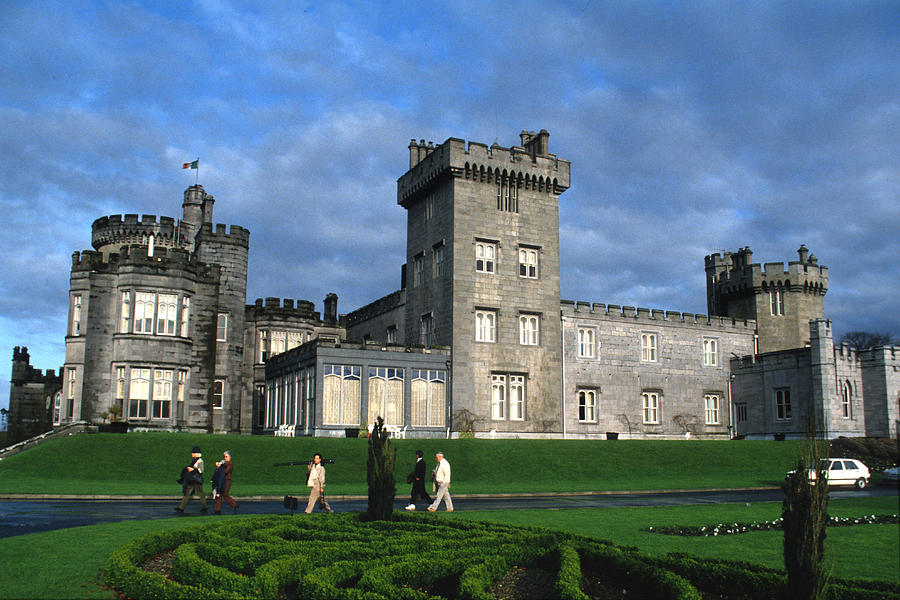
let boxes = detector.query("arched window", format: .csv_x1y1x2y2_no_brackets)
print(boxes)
841,380,852,419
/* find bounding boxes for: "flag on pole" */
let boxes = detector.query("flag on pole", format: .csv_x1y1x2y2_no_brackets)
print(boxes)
182,159,199,169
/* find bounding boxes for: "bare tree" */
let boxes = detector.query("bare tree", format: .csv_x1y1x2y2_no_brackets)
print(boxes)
672,413,699,436
452,408,480,439
616,413,640,436
839,331,898,349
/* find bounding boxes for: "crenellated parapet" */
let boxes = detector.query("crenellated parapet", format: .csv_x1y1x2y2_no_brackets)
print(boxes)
92,214,189,252
560,300,756,331
398,132,571,207
706,245,828,299
247,297,318,320
70,245,218,279
196,223,250,248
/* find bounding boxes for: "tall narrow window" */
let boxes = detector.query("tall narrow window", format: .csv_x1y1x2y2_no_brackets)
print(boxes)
129,368,149,419
386,325,398,344
509,376,525,420
475,241,496,273
212,379,225,409
322,365,361,425
704,394,720,424
775,388,792,420
641,333,658,362
703,338,718,366
475,310,496,342
115,367,126,414
53,392,62,426
519,315,539,345
841,381,852,418
179,296,190,337
156,294,177,336
368,367,404,426
518,248,538,278
71,295,82,336
271,331,286,356
420,313,434,347
413,254,425,287
642,391,659,424
433,244,444,277
120,291,131,333
770,284,785,316
216,313,228,342
177,370,187,406
491,374,507,420
258,330,268,363
578,327,596,358
152,369,173,419
288,331,302,350
66,368,76,420
134,292,155,334
578,389,596,422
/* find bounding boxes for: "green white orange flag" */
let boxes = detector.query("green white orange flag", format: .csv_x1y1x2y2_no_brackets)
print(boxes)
182,159,199,169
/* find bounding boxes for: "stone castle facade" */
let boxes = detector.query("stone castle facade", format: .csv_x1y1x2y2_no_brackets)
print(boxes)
7,129,898,442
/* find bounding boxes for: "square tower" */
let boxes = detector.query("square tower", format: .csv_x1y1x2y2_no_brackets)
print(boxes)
398,131,570,434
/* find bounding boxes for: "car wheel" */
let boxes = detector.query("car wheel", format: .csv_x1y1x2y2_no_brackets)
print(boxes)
855,478,867,490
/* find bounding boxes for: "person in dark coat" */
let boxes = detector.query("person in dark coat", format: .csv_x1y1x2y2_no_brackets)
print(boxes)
405,449,432,510
213,450,239,514
176,446,207,513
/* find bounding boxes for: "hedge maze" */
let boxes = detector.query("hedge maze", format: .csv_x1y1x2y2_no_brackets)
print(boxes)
105,513,900,600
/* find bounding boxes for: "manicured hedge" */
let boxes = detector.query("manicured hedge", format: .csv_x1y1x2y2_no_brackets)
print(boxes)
105,513,896,599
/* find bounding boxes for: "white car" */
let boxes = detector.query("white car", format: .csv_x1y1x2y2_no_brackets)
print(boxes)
786,458,871,490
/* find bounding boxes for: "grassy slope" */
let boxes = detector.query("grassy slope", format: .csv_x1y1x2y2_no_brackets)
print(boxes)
0,497,895,599
0,432,808,495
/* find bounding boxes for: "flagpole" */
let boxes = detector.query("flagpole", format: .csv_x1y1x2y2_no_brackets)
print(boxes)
195,158,199,186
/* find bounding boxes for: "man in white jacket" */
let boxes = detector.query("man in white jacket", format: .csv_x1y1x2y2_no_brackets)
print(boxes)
427,451,453,512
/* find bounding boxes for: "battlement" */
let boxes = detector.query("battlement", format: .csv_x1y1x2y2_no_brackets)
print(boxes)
197,223,250,247
71,245,218,278
706,245,828,296
247,297,318,320
345,289,405,327
92,213,186,251
399,131,570,207
560,300,756,331
11,346,60,384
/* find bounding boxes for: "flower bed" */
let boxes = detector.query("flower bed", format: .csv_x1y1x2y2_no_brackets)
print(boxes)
646,513,899,537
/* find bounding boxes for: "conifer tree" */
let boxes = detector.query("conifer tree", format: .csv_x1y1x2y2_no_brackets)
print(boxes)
782,419,830,599
366,417,396,521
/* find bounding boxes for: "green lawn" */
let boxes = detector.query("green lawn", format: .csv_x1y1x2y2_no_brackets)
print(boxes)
0,497,895,599
0,432,809,495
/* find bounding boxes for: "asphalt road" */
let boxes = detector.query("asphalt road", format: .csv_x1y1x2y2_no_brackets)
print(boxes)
0,486,896,539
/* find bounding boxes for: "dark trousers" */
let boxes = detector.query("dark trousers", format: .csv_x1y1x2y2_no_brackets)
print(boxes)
410,480,432,504
178,482,207,510
215,481,237,511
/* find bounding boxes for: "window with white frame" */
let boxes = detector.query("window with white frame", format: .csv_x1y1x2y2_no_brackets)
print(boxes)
641,333,658,362
413,253,425,287
216,313,228,342
703,338,718,366
212,379,225,409
71,295,82,336
176,370,187,406
152,369,173,418
841,380,852,418
475,241,496,273
519,314,539,345
256,384,266,427
271,331,287,356
179,296,190,337
704,394,720,425
288,331,302,350
578,327,596,359
774,388,792,420
156,294,177,336
134,292,155,334
475,309,496,342
66,368,76,420
578,389,597,422
642,391,660,424
433,244,444,277
129,368,150,419
491,373,526,421
323,365,361,425
258,330,268,363
115,366,126,413
411,369,445,427
367,367,404,426
769,284,784,316
120,291,131,333
518,247,538,278
420,313,434,347
53,392,61,426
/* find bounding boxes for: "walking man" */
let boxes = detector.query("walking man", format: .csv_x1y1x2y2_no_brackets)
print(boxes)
213,450,239,514
305,453,333,513
405,449,432,510
176,446,207,514
427,451,453,512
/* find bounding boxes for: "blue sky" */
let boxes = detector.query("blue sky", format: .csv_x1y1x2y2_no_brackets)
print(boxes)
2,1,899,412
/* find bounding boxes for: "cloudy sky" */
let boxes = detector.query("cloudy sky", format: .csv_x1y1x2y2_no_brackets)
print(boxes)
2,1,898,411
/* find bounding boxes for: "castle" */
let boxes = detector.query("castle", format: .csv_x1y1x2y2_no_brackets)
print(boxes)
7,130,899,443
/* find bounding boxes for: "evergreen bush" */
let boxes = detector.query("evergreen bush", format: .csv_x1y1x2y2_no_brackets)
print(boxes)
366,416,396,521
